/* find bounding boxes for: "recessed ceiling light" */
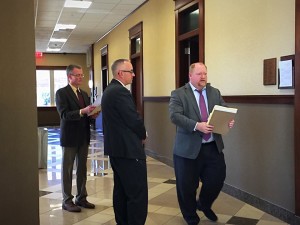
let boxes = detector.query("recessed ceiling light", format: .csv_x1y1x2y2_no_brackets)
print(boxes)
64,0,92,9
46,48,61,52
50,38,68,43
54,24,76,31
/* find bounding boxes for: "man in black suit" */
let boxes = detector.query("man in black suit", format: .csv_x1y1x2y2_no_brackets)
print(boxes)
56,64,99,212
169,62,235,225
101,59,148,225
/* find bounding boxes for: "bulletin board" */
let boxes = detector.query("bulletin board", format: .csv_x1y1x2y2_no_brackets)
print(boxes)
278,55,295,89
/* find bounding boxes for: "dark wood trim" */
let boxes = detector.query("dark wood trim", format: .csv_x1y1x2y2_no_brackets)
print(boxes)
223,95,294,105
143,96,170,102
199,0,205,63
129,22,144,117
175,9,179,88
178,29,199,41
100,44,109,92
129,23,142,37
143,95,294,104
175,0,205,88
175,0,198,10
37,106,57,111
295,0,300,216
36,66,67,70
130,52,141,59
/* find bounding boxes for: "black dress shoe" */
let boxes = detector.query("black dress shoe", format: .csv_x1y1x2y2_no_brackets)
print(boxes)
202,208,218,221
62,202,81,212
197,204,218,221
75,200,95,209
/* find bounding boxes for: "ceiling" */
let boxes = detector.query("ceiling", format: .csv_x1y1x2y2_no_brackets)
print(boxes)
34,0,147,54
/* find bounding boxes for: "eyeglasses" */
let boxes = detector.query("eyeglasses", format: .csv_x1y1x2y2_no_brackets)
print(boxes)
70,73,85,78
120,70,134,74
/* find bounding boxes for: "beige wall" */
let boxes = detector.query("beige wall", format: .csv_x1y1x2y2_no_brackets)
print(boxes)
93,0,175,97
36,53,90,93
205,0,295,95
94,0,294,97
91,0,296,214
1,0,39,224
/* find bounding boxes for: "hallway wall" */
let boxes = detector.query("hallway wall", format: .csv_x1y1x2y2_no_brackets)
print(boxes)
92,0,296,218
93,0,175,97
144,101,295,214
0,0,39,224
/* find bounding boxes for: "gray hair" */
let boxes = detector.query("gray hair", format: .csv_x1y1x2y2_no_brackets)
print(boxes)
66,64,82,75
111,59,130,76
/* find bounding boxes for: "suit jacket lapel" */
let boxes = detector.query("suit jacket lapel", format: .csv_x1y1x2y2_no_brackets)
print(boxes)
206,85,214,113
66,85,81,108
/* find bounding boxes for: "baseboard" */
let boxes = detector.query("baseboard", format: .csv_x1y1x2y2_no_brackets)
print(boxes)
145,149,173,167
222,183,300,225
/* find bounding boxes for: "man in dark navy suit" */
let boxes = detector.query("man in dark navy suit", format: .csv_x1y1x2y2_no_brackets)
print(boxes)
56,64,99,212
169,62,235,225
101,59,148,225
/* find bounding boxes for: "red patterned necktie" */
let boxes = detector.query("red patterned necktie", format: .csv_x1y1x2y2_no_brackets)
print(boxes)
198,90,211,141
76,89,85,108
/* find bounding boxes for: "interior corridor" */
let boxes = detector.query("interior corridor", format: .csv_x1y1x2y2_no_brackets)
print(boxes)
38,127,288,225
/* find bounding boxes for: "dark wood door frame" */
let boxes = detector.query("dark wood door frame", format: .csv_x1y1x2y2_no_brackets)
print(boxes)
100,45,109,92
129,22,144,117
175,0,204,88
295,0,300,216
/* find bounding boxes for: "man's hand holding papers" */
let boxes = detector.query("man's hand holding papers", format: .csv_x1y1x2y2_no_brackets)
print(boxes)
207,105,237,135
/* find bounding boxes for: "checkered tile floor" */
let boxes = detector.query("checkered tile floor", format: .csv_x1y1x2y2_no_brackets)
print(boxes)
38,127,288,225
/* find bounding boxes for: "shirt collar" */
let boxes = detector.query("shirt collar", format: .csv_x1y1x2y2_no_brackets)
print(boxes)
114,78,126,87
69,83,79,92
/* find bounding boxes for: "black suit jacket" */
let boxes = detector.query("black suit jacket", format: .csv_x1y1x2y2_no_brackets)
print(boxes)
169,83,226,159
101,79,147,159
56,85,91,147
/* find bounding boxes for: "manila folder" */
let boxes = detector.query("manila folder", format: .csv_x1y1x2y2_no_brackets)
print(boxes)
207,105,238,135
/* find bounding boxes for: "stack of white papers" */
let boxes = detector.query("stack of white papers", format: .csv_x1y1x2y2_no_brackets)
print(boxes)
88,96,102,116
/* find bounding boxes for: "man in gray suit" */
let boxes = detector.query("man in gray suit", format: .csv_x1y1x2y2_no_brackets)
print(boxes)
169,62,234,225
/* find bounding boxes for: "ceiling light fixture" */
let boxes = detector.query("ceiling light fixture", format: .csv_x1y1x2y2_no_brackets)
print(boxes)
54,24,76,31
50,38,68,43
46,48,61,52
64,0,92,9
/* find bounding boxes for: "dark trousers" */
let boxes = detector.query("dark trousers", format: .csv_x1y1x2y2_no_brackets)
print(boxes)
62,143,89,204
173,142,226,224
110,157,148,225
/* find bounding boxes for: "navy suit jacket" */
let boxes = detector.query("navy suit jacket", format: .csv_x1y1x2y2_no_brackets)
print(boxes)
56,84,91,147
169,83,226,159
101,79,147,159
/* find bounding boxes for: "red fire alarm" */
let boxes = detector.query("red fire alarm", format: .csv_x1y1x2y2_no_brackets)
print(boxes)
35,52,43,58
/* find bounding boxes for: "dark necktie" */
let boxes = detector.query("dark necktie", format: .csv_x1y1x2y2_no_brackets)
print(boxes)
76,89,85,108
198,90,211,141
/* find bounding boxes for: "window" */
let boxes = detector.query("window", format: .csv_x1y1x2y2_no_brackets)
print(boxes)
36,68,68,106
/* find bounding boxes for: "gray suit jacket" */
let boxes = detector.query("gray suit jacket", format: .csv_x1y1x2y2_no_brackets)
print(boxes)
169,83,227,159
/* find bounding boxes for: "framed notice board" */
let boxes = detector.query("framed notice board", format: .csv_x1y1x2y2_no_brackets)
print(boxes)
278,55,295,89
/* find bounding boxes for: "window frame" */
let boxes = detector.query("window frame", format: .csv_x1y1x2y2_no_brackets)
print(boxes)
36,66,67,107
